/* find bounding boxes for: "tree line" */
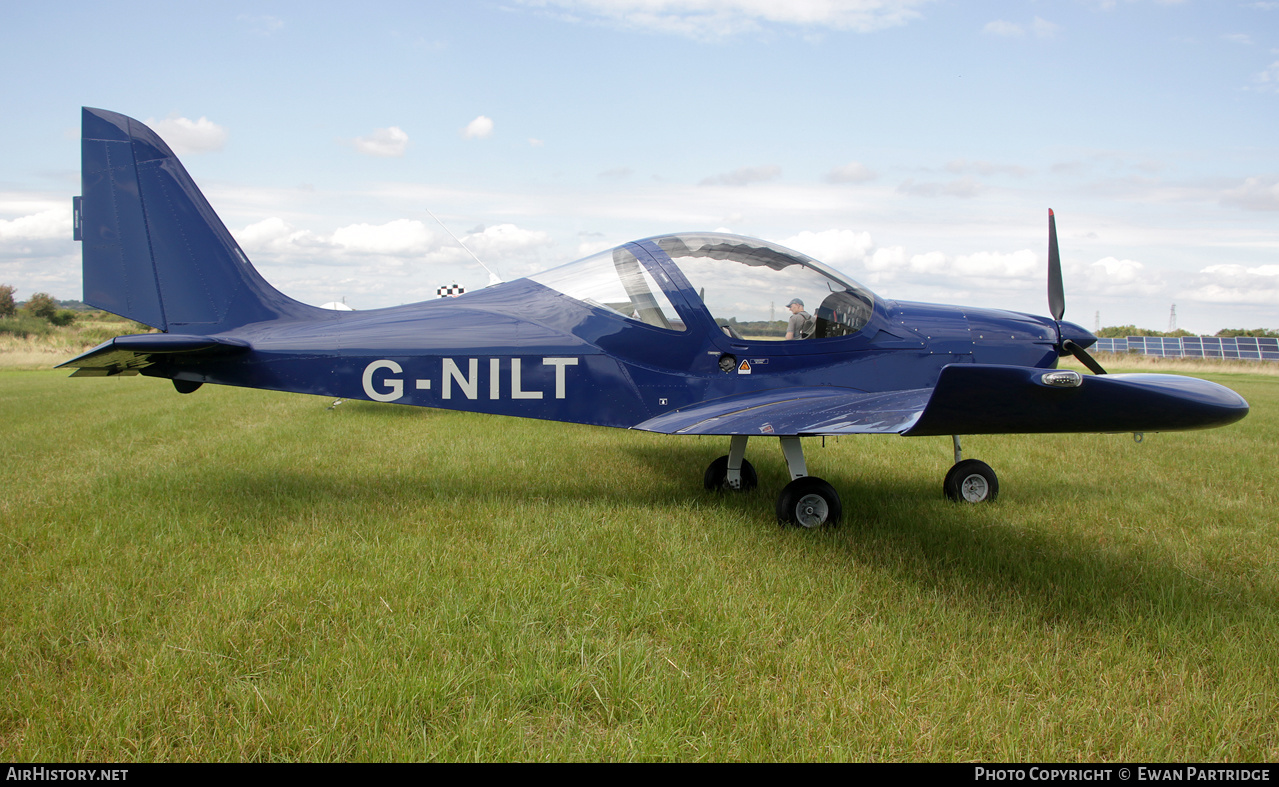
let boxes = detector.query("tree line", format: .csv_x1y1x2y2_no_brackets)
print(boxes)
1096,324,1279,339
0,285,79,326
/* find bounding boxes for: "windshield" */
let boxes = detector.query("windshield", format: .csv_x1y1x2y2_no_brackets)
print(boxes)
651,233,874,341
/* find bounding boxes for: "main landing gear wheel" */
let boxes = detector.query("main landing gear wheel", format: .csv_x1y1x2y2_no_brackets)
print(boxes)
704,456,758,492
776,477,842,529
944,459,999,503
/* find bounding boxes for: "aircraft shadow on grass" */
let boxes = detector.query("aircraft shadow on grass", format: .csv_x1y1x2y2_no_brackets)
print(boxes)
65,108,1248,528
96,457,1258,634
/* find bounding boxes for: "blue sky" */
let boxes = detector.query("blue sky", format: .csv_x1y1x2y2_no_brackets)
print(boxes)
2,0,1276,333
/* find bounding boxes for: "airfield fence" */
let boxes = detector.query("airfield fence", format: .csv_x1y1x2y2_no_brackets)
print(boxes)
1093,336,1279,362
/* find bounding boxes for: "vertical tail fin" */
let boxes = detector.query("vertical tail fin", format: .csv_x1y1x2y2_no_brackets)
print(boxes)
78,107,315,332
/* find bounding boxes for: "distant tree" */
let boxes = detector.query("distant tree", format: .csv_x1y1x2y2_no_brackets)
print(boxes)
1097,325,1159,338
0,284,14,318
22,292,58,321
1215,328,1279,338
1097,325,1196,338
18,292,76,326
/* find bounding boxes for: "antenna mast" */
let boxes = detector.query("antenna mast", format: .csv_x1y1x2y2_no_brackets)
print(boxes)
426,208,503,286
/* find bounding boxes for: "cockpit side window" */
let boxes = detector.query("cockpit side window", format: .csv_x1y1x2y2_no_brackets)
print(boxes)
654,234,873,341
529,246,686,331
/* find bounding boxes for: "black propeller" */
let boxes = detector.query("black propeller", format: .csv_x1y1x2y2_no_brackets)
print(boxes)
1047,209,1107,375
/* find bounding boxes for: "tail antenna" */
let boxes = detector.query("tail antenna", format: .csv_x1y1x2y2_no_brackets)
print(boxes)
426,208,503,286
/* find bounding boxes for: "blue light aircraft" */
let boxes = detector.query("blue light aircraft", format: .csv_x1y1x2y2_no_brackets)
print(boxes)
63,108,1250,527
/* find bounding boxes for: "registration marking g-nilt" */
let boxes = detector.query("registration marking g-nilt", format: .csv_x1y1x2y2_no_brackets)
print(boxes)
362,357,578,403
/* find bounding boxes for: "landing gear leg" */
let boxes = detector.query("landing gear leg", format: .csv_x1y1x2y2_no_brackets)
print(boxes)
704,435,758,491
944,435,999,503
775,436,842,528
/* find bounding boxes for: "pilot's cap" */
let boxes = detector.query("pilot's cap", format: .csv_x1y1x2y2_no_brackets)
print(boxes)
787,298,804,307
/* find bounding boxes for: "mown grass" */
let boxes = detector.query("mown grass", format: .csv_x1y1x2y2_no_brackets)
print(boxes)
0,365,1275,761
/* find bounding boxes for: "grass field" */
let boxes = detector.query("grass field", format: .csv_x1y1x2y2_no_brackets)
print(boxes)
0,363,1275,761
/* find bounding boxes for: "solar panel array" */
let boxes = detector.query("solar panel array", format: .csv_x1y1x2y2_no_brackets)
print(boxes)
1093,336,1279,361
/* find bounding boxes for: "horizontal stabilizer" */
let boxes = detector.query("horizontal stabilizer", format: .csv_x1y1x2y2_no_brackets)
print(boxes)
57,334,250,376
905,364,1249,436
633,386,932,436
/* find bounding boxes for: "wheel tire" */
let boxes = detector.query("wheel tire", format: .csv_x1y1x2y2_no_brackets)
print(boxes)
776,477,842,528
943,459,999,503
703,456,758,492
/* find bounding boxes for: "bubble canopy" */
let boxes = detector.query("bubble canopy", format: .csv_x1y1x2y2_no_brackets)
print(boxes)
529,233,876,342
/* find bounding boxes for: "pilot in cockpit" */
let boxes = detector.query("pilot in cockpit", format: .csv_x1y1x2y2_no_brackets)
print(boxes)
785,298,814,340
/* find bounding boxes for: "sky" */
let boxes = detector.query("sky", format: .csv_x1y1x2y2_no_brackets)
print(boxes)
1,0,1276,334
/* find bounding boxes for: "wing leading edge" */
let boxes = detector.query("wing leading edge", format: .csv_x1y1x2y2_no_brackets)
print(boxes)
633,364,1248,437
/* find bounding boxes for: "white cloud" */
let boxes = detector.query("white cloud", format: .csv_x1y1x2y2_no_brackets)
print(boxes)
331,219,435,256
1071,256,1164,296
234,217,327,255
1182,264,1279,305
897,176,981,198
1253,61,1279,93
699,165,781,186
781,229,874,266
353,127,409,157
0,206,77,298
518,0,935,38
945,159,1030,178
953,249,1039,278
1089,0,1189,9
907,250,949,275
1032,16,1060,38
238,14,284,36
0,208,70,242
983,20,1024,37
462,116,494,139
598,167,634,181
145,115,228,154
826,161,877,183
575,235,620,258
228,214,560,301
866,246,907,273
983,16,1057,38
463,224,554,258
1221,176,1279,211
782,229,1038,294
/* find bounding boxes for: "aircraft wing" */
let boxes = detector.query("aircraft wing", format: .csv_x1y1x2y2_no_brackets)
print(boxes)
633,386,933,436
57,334,251,377
633,364,1248,437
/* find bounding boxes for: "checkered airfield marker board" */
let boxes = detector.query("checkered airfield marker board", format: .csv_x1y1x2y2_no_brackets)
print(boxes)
437,283,465,298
